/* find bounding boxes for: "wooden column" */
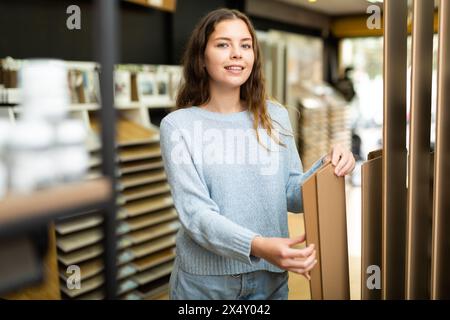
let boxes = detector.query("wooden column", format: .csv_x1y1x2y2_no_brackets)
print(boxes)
431,0,450,300
405,0,435,300
382,0,408,300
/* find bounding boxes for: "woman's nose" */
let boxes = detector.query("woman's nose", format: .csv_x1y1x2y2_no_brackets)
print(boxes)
230,45,242,59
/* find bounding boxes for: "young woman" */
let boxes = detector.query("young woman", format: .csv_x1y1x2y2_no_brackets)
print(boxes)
160,8,355,300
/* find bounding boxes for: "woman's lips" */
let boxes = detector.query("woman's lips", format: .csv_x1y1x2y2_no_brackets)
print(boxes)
224,65,245,74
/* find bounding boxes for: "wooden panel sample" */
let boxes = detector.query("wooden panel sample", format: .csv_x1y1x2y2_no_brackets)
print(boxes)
132,261,174,286
59,258,103,282
302,163,350,300
60,274,103,298
56,228,103,253
122,194,173,218
57,244,102,266
123,220,180,247
132,248,176,272
118,158,164,175
129,234,177,259
90,116,159,146
118,144,161,162
361,151,382,300
121,208,178,232
118,169,166,190
122,182,171,202
55,214,103,235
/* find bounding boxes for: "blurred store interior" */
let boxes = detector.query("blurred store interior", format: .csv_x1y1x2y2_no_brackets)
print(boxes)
0,0,444,300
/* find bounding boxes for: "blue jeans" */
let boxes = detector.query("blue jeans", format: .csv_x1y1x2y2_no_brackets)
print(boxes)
169,261,289,300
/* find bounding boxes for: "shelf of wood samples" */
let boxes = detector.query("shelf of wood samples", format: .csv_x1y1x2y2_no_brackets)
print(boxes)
297,92,351,170
327,100,352,154
1,57,180,299
297,101,329,170
55,116,178,300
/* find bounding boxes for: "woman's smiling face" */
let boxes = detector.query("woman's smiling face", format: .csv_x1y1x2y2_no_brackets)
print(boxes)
204,19,255,90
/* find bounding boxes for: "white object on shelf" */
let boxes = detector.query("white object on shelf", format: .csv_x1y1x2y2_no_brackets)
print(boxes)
55,119,89,182
8,120,55,193
20,59,70,121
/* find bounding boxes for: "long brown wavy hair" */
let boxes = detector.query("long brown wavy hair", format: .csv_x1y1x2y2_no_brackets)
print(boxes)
176,8,287,148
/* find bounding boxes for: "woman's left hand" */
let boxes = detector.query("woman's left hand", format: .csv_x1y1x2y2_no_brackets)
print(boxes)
324,144,356,177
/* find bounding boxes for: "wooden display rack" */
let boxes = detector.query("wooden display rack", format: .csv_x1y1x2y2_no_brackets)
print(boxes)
0,58,180,300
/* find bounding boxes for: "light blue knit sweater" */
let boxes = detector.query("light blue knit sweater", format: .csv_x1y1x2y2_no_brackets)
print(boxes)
159,101,324,275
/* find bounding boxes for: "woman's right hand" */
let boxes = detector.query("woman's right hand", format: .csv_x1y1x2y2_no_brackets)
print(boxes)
251,234,317,280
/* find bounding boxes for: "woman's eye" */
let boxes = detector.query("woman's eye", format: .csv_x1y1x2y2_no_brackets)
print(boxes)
242,44,252,49
217,43,229,48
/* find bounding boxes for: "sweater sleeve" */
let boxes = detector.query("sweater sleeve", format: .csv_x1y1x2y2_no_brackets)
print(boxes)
284,112,325,213
159,118,261,265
